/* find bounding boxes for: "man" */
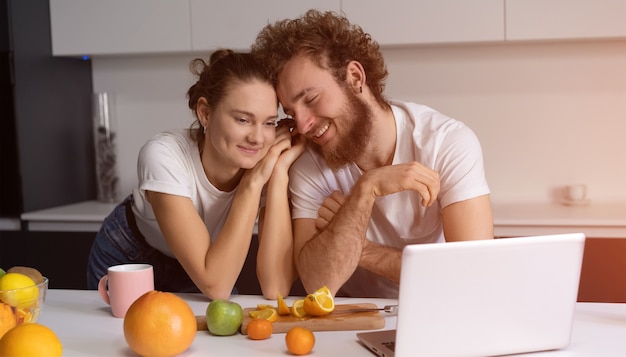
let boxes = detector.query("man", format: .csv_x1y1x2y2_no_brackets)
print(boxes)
251,10,493,298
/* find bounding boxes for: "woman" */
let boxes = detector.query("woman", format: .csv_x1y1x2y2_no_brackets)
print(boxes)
87,49,306,300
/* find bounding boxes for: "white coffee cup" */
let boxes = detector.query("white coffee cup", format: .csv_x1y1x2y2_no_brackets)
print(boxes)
564,184,587,202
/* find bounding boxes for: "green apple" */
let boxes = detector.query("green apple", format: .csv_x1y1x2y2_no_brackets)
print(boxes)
0,268,5,279
206,299,243,336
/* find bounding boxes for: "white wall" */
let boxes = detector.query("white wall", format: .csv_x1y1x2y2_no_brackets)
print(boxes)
92,39,626,204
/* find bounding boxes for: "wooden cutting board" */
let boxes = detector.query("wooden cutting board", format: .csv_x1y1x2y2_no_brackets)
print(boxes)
196,303,385,334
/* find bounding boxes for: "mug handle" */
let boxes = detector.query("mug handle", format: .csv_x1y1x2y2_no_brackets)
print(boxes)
97,275,111,305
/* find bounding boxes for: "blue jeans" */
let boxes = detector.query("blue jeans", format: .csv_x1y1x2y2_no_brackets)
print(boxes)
86,195,202,293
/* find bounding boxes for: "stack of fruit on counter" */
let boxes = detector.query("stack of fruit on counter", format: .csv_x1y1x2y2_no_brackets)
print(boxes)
204,285,334,355
0,266,49,334
0,266,63,357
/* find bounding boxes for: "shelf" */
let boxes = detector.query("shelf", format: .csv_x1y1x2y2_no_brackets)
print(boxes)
21,200,118,232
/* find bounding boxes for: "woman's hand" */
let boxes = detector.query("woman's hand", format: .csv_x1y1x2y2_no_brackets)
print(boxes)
274,121,306,175
243,119,304,185
264,119,306,178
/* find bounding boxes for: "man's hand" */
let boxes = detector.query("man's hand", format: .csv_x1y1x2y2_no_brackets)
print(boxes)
315,191,345,231
361,161,440,207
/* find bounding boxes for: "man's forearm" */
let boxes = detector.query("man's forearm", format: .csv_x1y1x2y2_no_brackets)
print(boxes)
296,182,376,295
359,241,402,284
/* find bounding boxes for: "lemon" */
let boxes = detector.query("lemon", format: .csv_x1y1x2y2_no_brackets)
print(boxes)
7,266,44,285
291,299,307,318
0,273,39,309
249,308,278,322
0,323,62,357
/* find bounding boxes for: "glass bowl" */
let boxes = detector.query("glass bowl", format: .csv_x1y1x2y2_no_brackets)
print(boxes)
0,276,48,326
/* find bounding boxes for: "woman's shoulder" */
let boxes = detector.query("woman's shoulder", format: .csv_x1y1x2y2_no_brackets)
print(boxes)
143,129,195,151
147,128,192,144
139,128,198,162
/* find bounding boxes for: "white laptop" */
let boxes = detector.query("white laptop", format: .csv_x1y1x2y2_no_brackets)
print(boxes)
357,233,586,357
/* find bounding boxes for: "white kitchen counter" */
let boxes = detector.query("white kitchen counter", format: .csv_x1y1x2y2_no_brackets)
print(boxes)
493,201,626,238
0,217,21,231
20,200,117,232
39,290,626,357
19,200,626,238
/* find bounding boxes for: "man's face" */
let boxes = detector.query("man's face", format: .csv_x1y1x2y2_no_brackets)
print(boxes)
276,55,372,169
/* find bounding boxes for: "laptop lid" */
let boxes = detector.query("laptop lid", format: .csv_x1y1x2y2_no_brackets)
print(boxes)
359,233,585,357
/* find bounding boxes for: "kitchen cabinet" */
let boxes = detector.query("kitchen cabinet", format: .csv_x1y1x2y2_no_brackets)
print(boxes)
190,0,339,51
48,0,626,57
492,201,626,303
341,0,504,46
49,0,338,56
506,0,626,41
49,0,192,56
577,238,626,303
495,235,626,303
0,230,96,290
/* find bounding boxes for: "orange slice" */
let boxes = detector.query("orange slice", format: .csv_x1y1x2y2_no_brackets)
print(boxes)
277,293,290,316
290,299,307,318
256,304,274,310
303,285,335,317
249,308,278,322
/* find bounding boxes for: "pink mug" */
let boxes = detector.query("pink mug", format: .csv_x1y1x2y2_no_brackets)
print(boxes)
98,263,154,318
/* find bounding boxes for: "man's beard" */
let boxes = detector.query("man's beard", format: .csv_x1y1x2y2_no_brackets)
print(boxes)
320,88,373,170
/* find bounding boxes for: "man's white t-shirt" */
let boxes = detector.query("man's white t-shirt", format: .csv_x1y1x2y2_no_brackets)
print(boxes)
289,100,490,297
130,129,238,257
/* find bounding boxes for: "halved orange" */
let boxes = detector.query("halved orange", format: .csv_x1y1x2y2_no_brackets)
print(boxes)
277,293,290,316
249,308,278,322
290,299,307,318
303,285,334,317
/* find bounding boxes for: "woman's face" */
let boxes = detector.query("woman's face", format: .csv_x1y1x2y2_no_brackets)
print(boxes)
206,80,278,170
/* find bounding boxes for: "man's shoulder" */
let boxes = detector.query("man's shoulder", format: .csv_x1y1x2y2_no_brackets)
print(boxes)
390,99,468,134
390,100,453,122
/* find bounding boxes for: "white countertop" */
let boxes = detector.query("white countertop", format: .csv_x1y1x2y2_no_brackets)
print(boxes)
20,200,626,237
0,217,21,231
38,289,626,356
492,201,626,238
20,200,118,232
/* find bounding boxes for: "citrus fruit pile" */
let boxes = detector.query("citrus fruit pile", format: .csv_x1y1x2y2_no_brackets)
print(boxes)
248,285,335,320
124,290,197,357
0,266,48,339
239,286,332,354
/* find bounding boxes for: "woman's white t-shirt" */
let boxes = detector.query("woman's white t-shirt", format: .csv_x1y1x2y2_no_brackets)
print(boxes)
131,129,237,257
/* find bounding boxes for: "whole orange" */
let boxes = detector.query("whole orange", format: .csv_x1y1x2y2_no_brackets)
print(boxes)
285,326,315,355
123,290,196,357
0,323,62,357
247,318,273,340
